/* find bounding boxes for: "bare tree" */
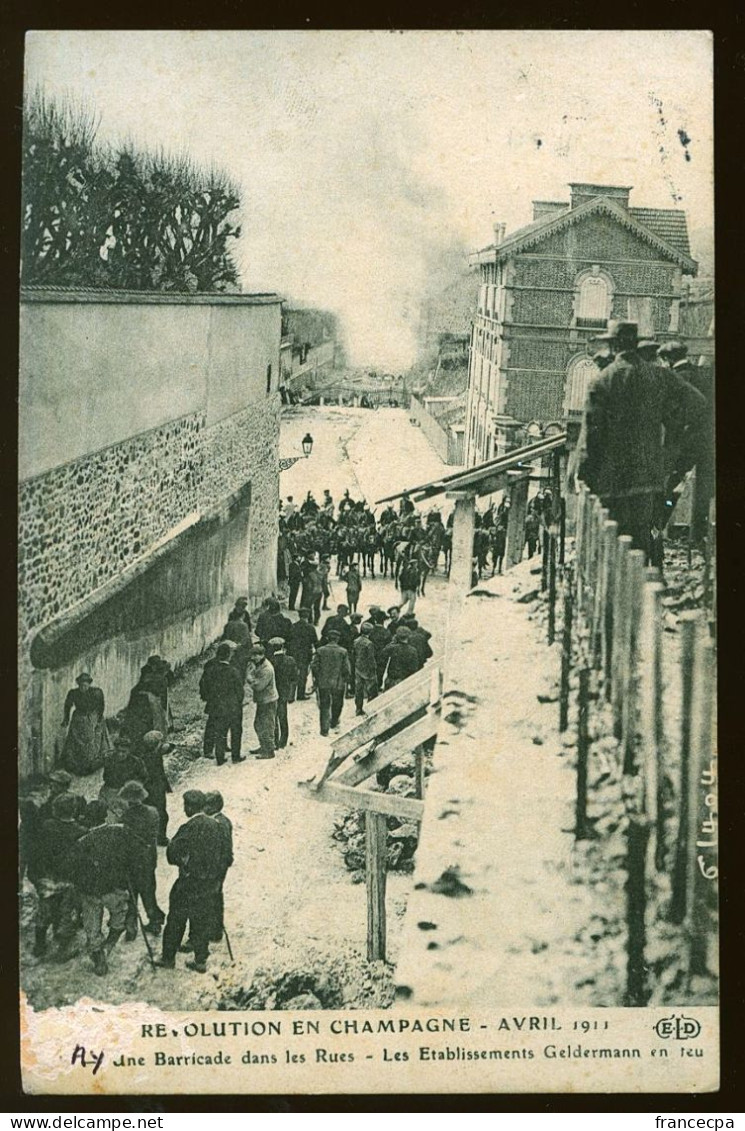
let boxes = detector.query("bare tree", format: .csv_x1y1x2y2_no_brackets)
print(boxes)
21,89,242,292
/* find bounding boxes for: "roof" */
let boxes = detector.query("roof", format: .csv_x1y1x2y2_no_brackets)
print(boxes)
627,208,692,258
375,432,567,505
20,286,282,306
471,195,697,272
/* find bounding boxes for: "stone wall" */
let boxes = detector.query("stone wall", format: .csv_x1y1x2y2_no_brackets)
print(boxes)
19,289,282,779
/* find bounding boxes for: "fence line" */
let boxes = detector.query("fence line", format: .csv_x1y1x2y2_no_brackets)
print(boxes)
559,482,717,1004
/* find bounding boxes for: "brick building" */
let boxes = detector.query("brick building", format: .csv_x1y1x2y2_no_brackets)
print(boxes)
19,287,283,778
464,183,699,465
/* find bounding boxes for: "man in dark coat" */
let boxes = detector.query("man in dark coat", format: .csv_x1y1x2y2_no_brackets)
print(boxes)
99,736,148,819
353,623,379,716
255,599,293,649
398,558,420,616
222,610,252,648
310,631,351,736
119,779,164,939
657,339,714,540
299,561,323,625
157,791,232,974
31,793,86,959
365,608,393,686
577,321,705,561
400,615,433,667
321,604,352,650
381,627,421,690
288,609,318,700
69,800,147,976
268,639,298,750
230,596,253,635
203,791,233,945
139,731,174,845
199,643,245,766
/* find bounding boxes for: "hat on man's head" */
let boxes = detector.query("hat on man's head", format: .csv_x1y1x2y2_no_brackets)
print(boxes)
387,606,400,616
118,780,149,803
350,613,363,624
360,622,374,635
49,769,72,787
395,627,411,642
142,730,166,751
235,596,249,607
268,636,285,647
51,793,79,820
337,603,349,614
76,672,93,685
657,339,688,362
327,630,341,641
594,319,638,346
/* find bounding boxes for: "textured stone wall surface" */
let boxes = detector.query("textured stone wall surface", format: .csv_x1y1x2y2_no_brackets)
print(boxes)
19,413,206,640
19,396,280,647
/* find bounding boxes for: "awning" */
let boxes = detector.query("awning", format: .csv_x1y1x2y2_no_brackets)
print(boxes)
375,432,567,505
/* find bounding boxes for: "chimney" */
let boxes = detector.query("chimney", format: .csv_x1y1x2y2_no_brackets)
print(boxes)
532,201,568,222
493,222,506,246
569,183,631,211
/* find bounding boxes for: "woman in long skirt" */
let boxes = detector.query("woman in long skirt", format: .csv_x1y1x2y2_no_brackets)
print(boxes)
60,672,111,776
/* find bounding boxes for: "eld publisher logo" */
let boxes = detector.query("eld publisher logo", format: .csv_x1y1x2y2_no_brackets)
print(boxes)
653,1015,702,1040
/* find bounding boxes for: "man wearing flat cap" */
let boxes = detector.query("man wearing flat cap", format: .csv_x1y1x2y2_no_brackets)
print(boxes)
576,319,705,563
119,780,164,939
310,630,350,736
139,731,174,845
268,638,298,750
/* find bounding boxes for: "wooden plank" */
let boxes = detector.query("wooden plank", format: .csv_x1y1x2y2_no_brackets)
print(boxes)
366,812,388,961
621,549,645,773
329,670,431,758
687,631,716,977
300,779,425,822
669,613,699,924
335,712,438,786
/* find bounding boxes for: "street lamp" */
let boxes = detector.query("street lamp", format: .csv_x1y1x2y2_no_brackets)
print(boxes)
279,433,315,472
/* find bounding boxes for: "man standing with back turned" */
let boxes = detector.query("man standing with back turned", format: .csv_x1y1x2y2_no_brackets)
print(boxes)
577,320,705,563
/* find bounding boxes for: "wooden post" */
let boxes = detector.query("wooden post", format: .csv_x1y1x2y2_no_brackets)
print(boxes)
414,747,425,800
638,582,665,869
621,549,646,775
547,533,557,645
506,474,530,569
575,667,591,839
591,508,609,668
559,568,574,732
625,817,650,1006
601,520,619,694
687,633,716,979
611,536,633,738
575,487,587,612
541,526,549,591
365,811,388,962
559,496,566,565
669,613,698,924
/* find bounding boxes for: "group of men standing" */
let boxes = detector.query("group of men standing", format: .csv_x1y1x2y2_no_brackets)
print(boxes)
22,757,234,977
573,322,710,565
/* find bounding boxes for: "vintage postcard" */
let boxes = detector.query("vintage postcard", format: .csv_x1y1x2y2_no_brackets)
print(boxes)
18,29,717,1095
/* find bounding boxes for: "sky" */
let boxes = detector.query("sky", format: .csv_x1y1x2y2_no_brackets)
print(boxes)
25,30,713,370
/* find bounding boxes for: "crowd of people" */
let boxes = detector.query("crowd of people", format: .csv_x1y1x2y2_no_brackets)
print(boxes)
21,488,446,983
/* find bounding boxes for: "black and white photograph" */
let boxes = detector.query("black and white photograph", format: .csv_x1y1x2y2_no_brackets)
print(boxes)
17,29,717,1094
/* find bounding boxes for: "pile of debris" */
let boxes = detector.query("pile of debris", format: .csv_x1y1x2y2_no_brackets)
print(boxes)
211,945,395,1011
331,748,433,883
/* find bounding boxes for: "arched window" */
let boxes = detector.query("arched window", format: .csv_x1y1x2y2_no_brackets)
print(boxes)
564,356,598,415
574,267,613,329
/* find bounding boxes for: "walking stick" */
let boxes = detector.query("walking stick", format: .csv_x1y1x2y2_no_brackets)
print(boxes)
129,885,157,971
222,922,235,964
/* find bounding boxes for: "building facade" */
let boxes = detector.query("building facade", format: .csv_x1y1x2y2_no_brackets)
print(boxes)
464,183,699,465
19,287,283,779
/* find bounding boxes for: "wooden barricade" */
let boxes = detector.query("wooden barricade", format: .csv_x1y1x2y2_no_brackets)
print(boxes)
565,483,717,1004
